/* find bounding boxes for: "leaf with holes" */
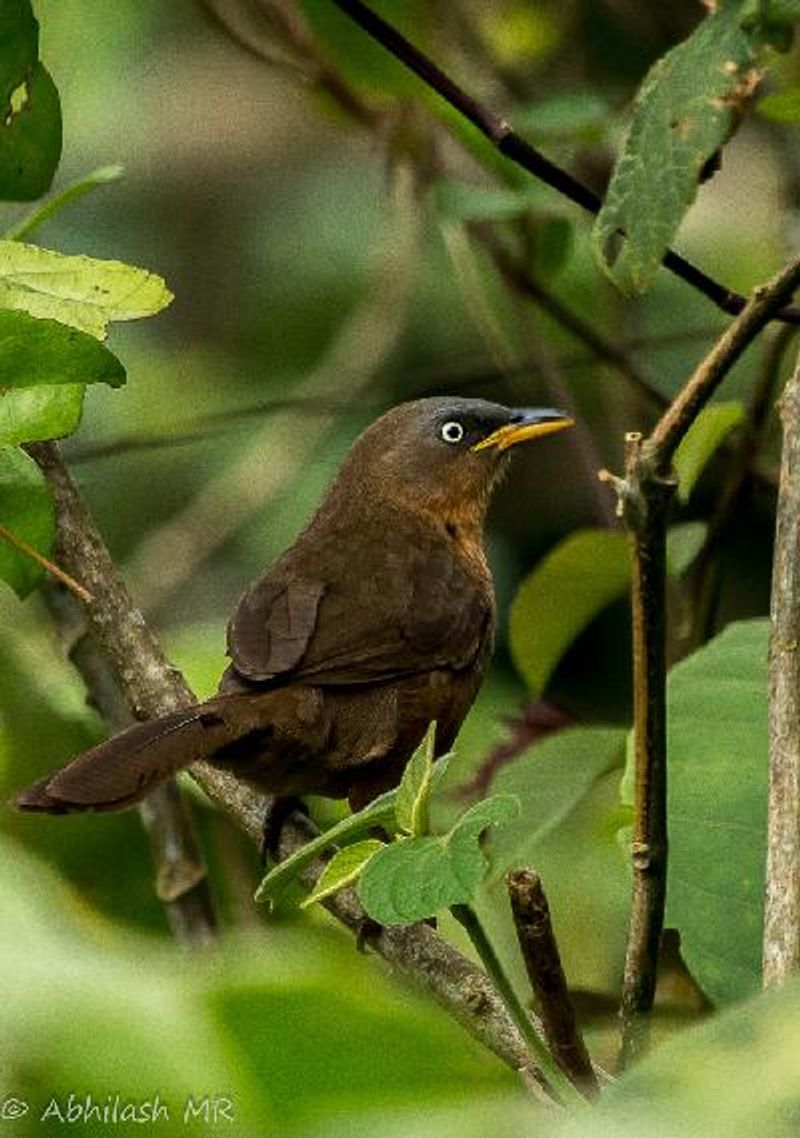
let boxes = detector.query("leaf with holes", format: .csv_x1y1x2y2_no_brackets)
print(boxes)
357,795,520,926
593,2,764,293
0,240,173,339
0,443,53,596
0,0,62,201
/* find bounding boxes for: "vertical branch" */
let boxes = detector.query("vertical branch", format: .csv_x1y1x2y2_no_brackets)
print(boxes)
507,869,598,1096
764,351,800,987
617,434,675,1066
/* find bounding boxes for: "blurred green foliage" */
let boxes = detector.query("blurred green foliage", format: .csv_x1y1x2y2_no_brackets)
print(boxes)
2,0,800,1133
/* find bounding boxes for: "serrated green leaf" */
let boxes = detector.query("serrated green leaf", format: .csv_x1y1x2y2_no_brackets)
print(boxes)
673,401,745,502
0,240,173,339
300,839,384,908
666,520,708,575
0,383,83,445
357,794,519,926
510,528,630,695
0,0,62,201
395,721,436,836
665,619,769,1004
0,442,53,596
593,2,763,294
0,309,125,387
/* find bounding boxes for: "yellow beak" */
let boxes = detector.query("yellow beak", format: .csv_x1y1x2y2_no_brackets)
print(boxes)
471,412,574,453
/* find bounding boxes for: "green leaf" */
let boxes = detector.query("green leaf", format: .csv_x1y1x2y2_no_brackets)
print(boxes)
300,839,384,908
593,2,762,294
673,401,744,502
666,520,708,575
0,239,173,338
0,442,53,596
531,216,574,278
666,619,769,1004
434,178,548,222
0,309,125,387
0,0,62,201
510,528,630,695
512,91,612,140
357,795,520,926
757,88,800,121
486,726,628,870
254,787,398,907
0,383,83,445
549,976,800,1138
396,721,437,836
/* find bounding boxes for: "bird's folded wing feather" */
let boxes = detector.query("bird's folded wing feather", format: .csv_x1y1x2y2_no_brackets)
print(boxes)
226,530,491,686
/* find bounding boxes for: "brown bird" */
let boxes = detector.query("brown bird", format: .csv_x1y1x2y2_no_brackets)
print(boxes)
15,398,571,819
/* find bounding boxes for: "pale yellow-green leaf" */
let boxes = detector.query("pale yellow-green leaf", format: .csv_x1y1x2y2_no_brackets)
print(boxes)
0,239,173,339
301,840,384,908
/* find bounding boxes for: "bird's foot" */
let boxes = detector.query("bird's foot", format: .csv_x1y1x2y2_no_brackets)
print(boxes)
356,916,383,953
260,795,309,865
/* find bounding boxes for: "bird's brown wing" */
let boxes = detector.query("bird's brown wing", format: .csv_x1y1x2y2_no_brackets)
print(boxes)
226,525,492,687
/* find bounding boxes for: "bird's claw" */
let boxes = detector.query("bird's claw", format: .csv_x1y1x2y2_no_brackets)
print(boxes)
260,795,309,865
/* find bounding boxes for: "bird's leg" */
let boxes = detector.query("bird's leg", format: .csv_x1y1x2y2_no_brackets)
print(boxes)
260,794,309,865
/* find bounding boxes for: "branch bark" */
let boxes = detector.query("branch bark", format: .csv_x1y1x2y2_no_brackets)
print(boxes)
330,0,800,326
764,349,800,987
27,439,560,1089
507,869,598,1097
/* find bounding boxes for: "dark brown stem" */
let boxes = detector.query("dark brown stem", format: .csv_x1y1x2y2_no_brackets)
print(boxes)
507,869,598,1096
331,0,800,326
616,433,675,1067
646,258,800,473
25,441,557,1085
764,348,800,987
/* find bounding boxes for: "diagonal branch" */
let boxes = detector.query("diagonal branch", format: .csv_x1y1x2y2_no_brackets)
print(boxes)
330,0,800,326
27,439,560,1091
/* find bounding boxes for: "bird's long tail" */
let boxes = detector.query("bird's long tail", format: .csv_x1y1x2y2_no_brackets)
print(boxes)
14,697,253,814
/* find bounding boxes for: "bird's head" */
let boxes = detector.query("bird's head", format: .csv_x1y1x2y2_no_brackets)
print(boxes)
331,397,573,534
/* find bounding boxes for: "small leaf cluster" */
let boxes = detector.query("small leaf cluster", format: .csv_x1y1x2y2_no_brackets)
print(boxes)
257,724,520,927
0,1,171,598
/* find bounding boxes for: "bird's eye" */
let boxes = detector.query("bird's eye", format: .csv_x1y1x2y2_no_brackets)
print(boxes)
440,420,465,444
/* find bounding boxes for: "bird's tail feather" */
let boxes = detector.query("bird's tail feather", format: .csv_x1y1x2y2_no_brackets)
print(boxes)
14,700,238,815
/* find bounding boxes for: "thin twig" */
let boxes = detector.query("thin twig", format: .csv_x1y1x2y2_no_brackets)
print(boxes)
330,0,800,326
506,869,598,1097
450,903,584,1107
26,439,565,1088
603,255,800,1066
764,348,800,987
0,522,93,604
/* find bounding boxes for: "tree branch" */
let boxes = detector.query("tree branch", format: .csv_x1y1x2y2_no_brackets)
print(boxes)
600,256,800,1065
26,439,562,1090
764,348,800,987
506,869,598,1097
330,0,800,326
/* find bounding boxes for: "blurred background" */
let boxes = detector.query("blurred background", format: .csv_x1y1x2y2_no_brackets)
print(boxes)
1,1,798,1133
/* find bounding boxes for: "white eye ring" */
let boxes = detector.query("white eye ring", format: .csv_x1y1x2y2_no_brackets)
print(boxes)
440,420,464,444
